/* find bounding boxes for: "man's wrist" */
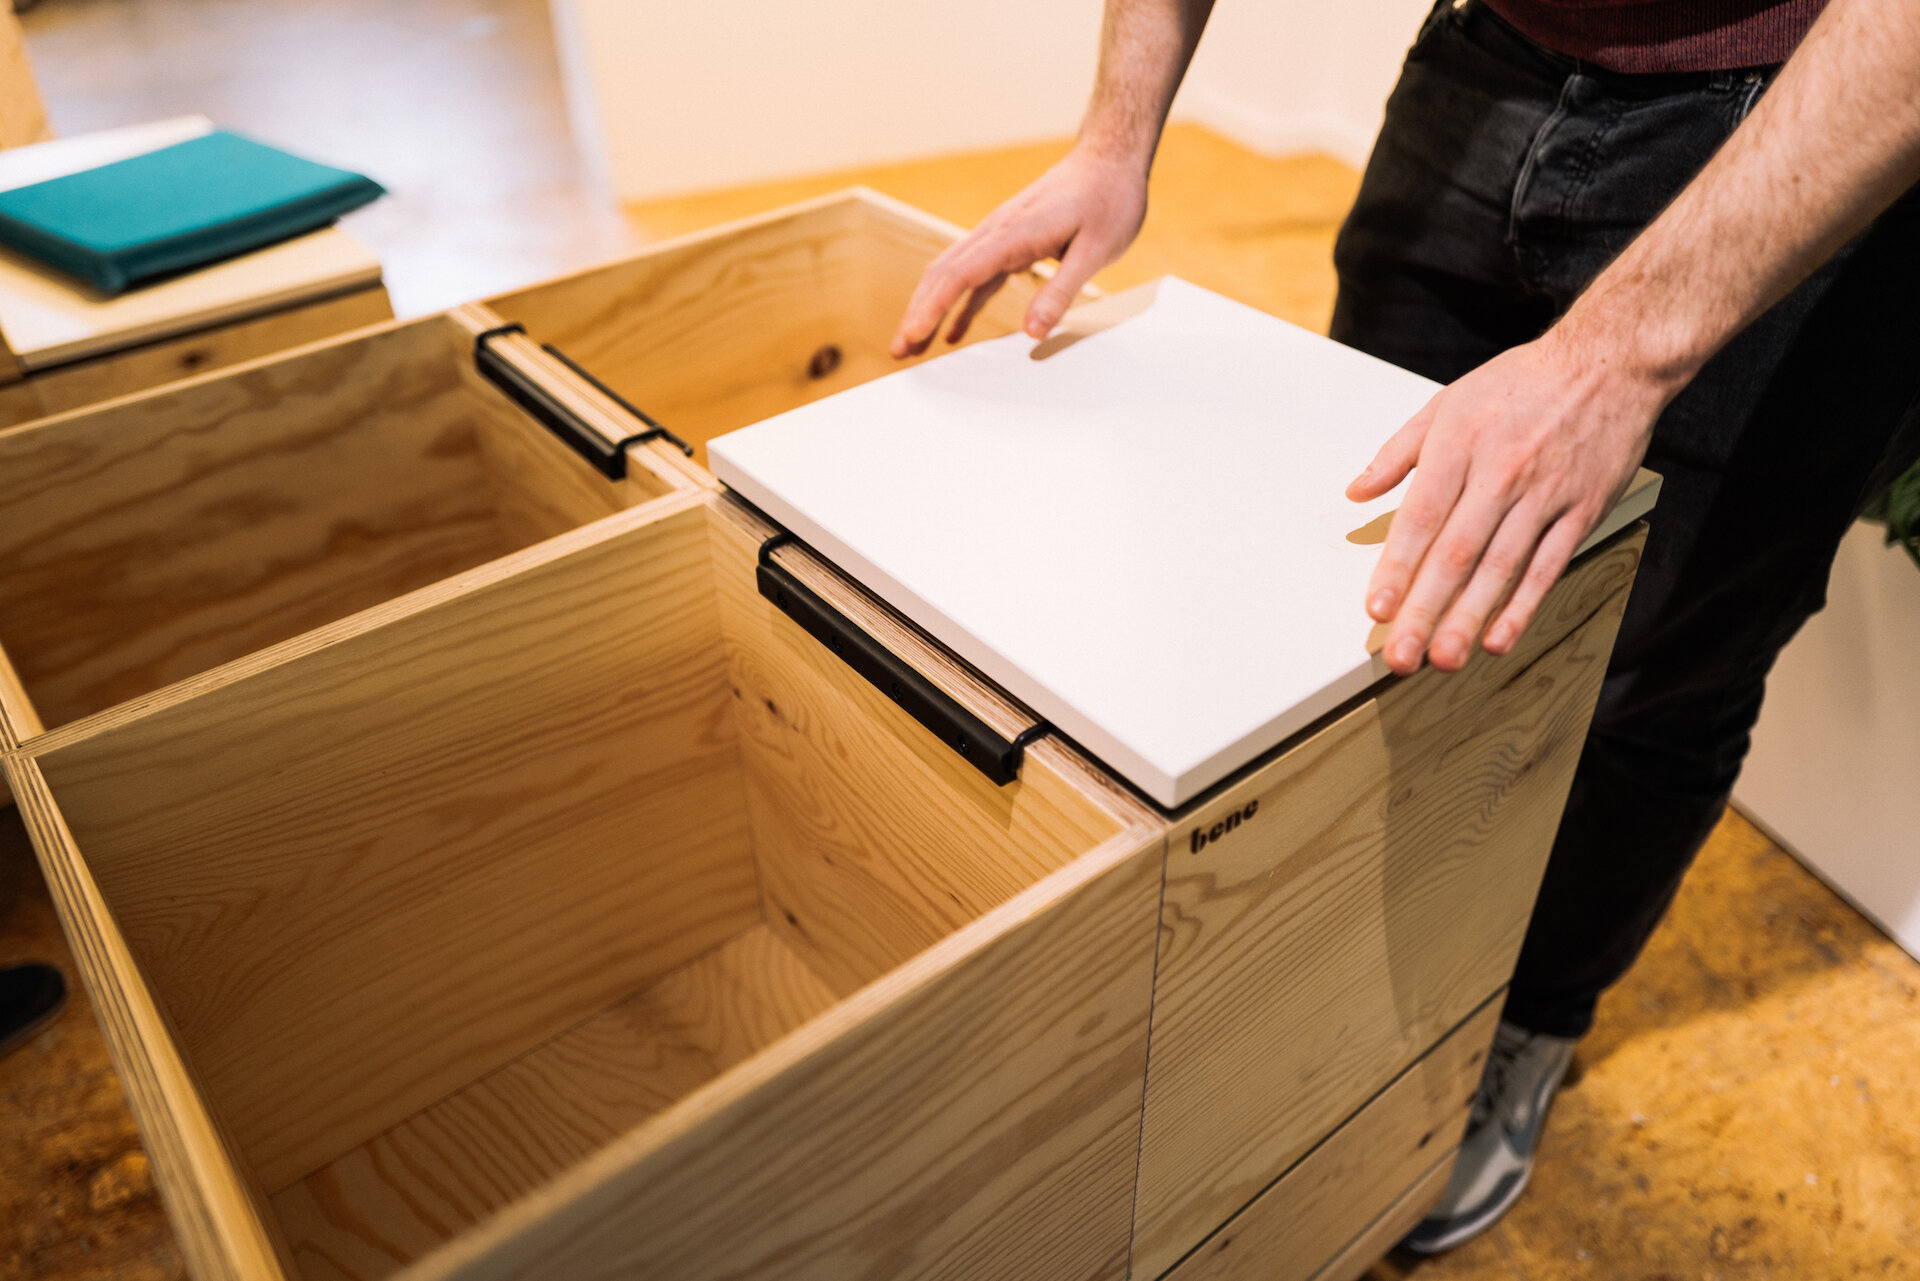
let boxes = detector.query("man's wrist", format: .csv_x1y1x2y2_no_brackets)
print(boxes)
1075,120,1160,175
1546,283,1709,414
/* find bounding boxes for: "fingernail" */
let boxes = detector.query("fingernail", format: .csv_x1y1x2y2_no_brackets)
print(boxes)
1369,589,1397,618
1487,622,1513,650
1390,638,1420,669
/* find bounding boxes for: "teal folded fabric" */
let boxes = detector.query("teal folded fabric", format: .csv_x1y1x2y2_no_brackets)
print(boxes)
0,130,385,295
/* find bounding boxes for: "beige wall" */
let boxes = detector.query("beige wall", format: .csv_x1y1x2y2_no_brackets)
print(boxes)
551,0,1430,202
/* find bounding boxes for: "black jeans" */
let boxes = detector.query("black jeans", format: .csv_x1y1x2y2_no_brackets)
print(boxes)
1330,0,1920,1038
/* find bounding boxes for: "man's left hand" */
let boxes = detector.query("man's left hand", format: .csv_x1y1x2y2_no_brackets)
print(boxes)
1346,330,1668,675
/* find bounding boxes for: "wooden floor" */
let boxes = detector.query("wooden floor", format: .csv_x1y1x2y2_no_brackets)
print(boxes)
8,3,1920,1279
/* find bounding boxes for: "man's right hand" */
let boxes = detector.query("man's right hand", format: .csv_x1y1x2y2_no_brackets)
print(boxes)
889,145,1150,358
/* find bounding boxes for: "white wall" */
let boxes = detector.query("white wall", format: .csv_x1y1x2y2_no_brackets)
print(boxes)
1179,0,1431,167
551,0,1431,203
1738,523,1920,962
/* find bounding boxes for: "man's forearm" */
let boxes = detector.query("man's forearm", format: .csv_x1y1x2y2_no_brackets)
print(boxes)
1079,0,1217,167
1555,0,1920,397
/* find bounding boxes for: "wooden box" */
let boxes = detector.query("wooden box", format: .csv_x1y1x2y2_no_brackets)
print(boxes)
0,190,1647,1281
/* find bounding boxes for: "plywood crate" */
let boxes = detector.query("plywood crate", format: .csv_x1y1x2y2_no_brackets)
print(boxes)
0,189,1649,1281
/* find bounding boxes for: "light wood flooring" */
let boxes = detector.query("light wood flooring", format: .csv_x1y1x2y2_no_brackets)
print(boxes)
8,2,1920,1279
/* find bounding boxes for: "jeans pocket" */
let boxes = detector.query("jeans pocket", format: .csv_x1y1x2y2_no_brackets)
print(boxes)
1733,70,1774,124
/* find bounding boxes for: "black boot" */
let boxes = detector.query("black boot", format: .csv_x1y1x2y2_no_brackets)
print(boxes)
0,963,67,1058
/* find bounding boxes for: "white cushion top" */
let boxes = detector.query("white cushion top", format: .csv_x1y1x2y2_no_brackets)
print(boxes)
712,278,1654,807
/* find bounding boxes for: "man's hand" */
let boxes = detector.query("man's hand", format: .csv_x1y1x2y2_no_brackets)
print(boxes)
1348,331,1669,676
890,146,1149,358
1348,0,1920,675
892,0,1216,357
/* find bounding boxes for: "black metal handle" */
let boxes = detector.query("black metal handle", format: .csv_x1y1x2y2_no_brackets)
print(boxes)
756,538,1047,786
473,324,691,480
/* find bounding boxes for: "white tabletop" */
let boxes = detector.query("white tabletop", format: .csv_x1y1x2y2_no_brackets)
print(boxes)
0,116,381,369
712,278,1654,807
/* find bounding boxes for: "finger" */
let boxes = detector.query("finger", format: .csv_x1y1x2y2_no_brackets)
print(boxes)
945,271,1010,345
1427,501,1547,671
1378,474,1514,674
892,240,1010,358
1483,511,1589,655
1364,419,1466,625
1347,396,1437,502
1024,236,1104,339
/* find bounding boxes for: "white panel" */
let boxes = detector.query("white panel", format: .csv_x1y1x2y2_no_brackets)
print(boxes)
715,279,1655,806
1740,522,1920,961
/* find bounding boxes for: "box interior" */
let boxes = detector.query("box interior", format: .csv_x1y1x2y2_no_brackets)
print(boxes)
0,313,669,736
0,194,1035,744
31,495,1129,1281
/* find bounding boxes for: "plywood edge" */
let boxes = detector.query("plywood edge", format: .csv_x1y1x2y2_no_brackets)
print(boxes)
394,808,1164,1281
0,643,40,748
21,486,713,758
2,755,293,1281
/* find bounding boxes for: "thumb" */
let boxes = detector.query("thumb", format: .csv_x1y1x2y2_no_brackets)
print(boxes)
1347,395,1438,501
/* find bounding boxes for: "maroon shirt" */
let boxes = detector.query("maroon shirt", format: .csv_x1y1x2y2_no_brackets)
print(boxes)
1483,0,1829,72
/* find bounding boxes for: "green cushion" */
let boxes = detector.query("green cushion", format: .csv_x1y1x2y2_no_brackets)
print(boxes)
0,130,385,296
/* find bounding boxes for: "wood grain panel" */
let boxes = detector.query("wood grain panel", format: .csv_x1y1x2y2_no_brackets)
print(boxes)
1,756,294,1281
274,925,840,1281
1308,1155,1456,1281
1131,528,1645,1278
32,496,762,1193
1160,998,1497,1281
708,498,1132,997
3,285,395,428
397,807,1164,1281
0,314,506,730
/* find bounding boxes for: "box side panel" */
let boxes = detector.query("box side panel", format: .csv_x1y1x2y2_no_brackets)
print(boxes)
31,496,763,1194
0,314,508,730
707,500,1134,997
1131,528,1644,1277
1156,999,1497,1281
3,754,294,1281
402,820,1165,1281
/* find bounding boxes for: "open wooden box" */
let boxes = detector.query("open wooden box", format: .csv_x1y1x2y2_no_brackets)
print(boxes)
0,191,1649,1281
